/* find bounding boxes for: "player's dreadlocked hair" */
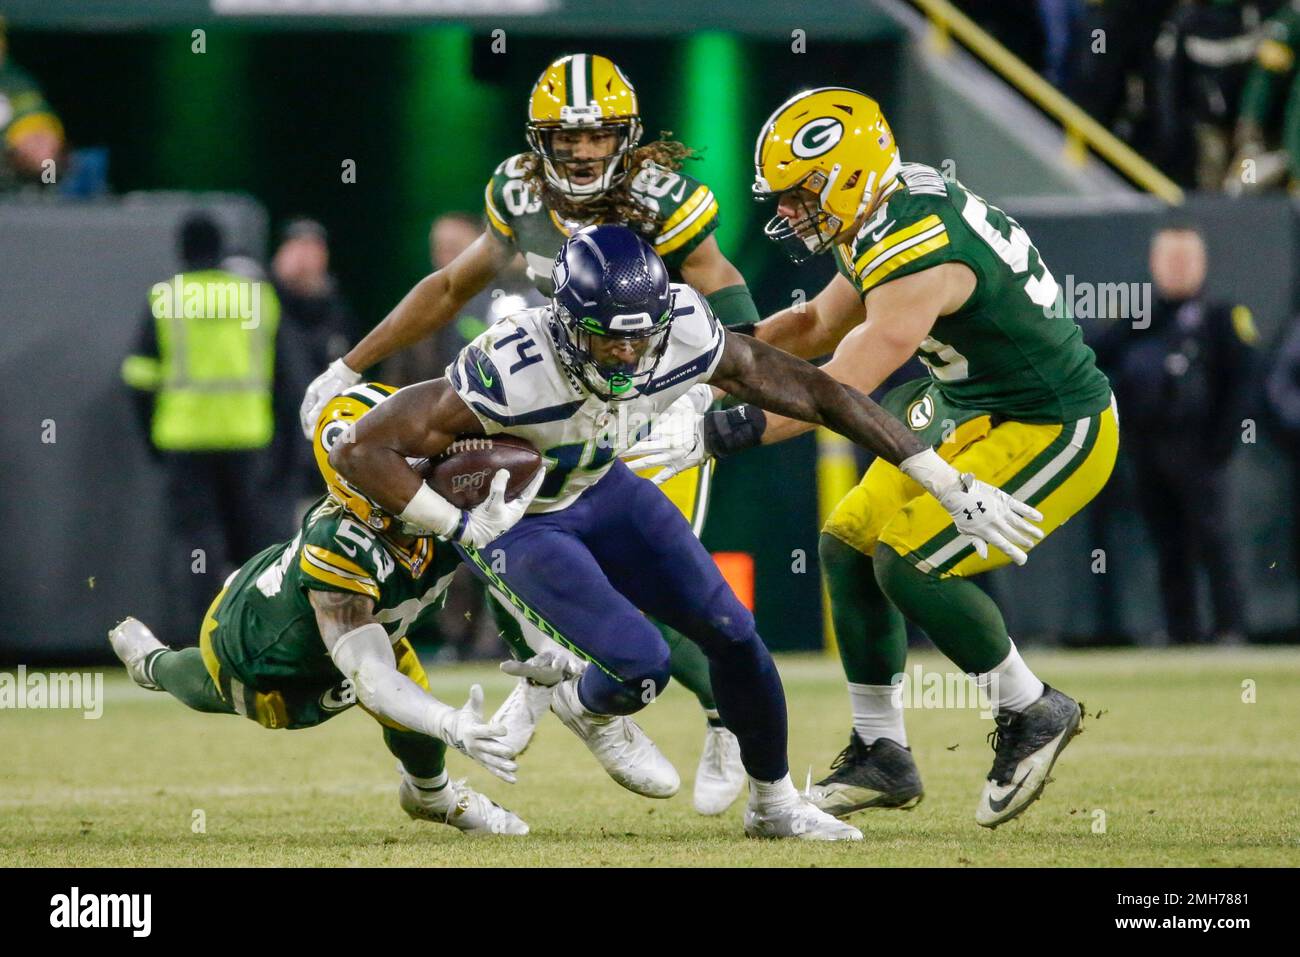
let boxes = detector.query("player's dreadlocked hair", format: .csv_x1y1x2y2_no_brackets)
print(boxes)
521,135,698,237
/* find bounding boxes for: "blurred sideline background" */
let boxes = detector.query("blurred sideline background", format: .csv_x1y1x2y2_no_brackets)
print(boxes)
2,0,1298,662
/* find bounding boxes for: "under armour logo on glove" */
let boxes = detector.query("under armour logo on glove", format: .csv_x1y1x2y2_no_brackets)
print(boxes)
962,501,987,521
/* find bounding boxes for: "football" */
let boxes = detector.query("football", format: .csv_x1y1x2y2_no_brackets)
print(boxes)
422,435,543,509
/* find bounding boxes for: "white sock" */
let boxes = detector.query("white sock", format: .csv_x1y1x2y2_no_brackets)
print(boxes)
748,773,799,808
979,641,1044,715
405,770,449,792
848,681,907,747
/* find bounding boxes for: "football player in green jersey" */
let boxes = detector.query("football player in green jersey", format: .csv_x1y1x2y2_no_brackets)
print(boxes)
108,383,541,836
631,87,1117,828
753,88,1118,828
299,53,760,816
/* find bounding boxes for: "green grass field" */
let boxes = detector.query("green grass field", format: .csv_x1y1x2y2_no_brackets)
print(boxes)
2,649,1298,867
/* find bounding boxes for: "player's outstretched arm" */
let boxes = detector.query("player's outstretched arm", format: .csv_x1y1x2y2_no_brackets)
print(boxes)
298,231,514,436
709,330,926,466
310,590,518,783
748,272,865,360
628,328,1043,564
329,379,543,547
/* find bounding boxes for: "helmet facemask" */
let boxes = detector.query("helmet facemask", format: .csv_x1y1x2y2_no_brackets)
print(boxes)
550,301,673,401
527,108,643,203
754,170,853,264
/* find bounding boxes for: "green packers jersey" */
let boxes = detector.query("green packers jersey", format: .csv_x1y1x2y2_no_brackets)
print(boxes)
833,162,1111,424
208,498,460,692
484,153,719,293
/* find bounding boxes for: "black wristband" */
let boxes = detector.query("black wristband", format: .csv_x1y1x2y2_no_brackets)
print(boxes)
728,321,758,337
702,404,767,458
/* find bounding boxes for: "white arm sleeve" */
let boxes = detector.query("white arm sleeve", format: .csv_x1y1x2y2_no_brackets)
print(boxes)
326,622,453,738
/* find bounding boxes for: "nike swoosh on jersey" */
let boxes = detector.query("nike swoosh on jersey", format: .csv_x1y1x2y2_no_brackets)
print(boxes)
871,220,897,242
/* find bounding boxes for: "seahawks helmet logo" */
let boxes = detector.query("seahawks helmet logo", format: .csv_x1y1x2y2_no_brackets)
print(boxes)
552,257,571,294
791,117,844,159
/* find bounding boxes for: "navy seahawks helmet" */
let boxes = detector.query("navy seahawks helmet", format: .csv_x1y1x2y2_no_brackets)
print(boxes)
549,225,674,400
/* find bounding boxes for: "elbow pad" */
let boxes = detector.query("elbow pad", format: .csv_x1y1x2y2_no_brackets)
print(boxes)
327,622,393,680
329,622,450,736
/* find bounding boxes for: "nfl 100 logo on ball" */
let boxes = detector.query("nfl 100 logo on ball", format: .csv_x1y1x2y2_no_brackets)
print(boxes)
451,468,492,496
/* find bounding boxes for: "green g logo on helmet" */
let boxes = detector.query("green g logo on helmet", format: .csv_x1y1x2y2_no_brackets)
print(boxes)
791,117,844,159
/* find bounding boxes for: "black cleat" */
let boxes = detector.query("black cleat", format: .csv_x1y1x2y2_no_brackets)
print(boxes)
976,684,1083,829
808,732,924,818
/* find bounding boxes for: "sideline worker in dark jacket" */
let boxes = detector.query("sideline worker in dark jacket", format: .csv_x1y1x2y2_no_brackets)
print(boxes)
1094,223,1258,644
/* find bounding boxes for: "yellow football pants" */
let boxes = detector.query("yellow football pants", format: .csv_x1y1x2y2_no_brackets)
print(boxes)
824,398,1119,578
635,460,713,536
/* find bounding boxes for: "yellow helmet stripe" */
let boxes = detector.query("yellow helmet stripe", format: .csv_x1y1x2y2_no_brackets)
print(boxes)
854,215,945,275
858,233,950,293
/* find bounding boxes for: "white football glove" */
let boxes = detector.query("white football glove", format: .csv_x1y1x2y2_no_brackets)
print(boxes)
300,358,361,438
458,466,546,549
500,650,587,687
900,449,1044,566
620,383,713,485
433,684,518,783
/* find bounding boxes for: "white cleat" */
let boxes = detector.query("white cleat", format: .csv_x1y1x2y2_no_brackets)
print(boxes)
745,798,865,841
491,676,554,759
693,724,745,815
399,776,529,836
107,617,164,691
550,675,680,798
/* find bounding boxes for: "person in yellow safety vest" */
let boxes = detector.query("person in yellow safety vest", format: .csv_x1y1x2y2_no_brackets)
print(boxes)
121,211,285,645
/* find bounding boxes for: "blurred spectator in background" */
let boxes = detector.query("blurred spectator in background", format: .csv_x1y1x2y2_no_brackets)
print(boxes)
383,212,545,661
1228,0,1300,192
0,16,64,190
1093,224,1257,644
1263,315,1300,605
271,217,353,509
120,212,284,646
1153,0,1269,189
383,212,545,388
1068,0,1177,145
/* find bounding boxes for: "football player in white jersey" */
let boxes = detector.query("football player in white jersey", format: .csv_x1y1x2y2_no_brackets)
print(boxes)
330,225,1042,840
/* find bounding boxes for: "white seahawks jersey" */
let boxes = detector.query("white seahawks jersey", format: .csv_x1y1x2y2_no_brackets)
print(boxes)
447,283,725,512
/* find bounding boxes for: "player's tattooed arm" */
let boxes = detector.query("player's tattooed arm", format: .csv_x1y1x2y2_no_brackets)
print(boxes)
309,589,377,643
309,589,519,782
708,331,926,466
342,231,515,372
330,378,483,516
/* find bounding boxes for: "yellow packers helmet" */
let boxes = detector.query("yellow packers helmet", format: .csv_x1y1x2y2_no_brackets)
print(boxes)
526,53,643,202
313,381,402,533
752,87,901,262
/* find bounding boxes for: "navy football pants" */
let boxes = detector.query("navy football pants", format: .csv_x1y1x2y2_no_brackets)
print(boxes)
457,461,788,782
